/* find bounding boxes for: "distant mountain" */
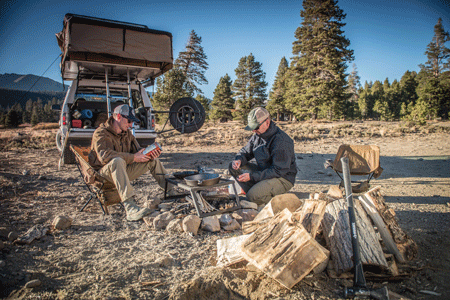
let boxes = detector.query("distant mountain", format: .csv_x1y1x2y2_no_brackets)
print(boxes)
0,73,66,93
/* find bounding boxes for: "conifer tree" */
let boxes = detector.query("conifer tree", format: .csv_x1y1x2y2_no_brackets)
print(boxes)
267,57,289,121
210,74,234,122
345,63,361,119
232,53,268,121
399,70,418,118
152,67,193,115
195,94,211,119
286,0,354,120
175,30,209,94
414,18,450,120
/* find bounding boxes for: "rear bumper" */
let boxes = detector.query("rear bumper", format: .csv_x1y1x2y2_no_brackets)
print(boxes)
66,128,157,140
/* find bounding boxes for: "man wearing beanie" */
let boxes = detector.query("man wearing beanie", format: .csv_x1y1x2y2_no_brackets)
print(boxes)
229,107,297,206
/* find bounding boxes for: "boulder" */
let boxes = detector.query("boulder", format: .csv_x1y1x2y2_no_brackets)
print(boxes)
182,215,201,236
8,231,18,241
201,215,221,232
233,209,258,223
240,200,258,210
146,197,161,210
166,219,183,234
218,214,233,226
222,219,241,231
153,212,175,230
52,216,72,230
25,279,41,288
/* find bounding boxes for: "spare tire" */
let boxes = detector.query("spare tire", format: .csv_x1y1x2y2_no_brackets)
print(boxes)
169,97,205,133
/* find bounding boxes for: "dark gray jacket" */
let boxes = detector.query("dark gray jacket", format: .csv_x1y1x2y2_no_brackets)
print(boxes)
234,121,297,185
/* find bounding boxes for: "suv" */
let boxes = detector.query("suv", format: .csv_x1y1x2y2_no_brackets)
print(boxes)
54,14,204,165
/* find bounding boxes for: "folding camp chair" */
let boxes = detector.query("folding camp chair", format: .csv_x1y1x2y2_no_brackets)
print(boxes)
70,145,121,214
325,144,383,193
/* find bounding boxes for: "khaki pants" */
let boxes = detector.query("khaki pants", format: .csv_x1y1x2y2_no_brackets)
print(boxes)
99,157,167,202
229,162,294,205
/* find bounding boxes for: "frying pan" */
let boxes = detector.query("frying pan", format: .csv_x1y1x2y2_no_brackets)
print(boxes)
184,173,220,186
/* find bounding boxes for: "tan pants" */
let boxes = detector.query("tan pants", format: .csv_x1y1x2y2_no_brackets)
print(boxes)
98,157,167,202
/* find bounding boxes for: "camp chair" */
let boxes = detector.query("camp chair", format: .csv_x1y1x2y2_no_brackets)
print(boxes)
325,144,383,193
70,145,121,214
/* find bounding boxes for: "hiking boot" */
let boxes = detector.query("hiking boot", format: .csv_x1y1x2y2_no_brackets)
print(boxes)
123,198,151,221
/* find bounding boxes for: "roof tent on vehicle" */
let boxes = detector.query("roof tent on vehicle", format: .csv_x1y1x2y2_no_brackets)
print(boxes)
56,13,173,82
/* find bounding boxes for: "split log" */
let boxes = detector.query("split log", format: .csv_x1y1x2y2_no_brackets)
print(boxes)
321,198,388,275
292,199,327,238
362,187,418,261
359,190,405,262
216,234,250,267
241,208,328,289
242,193,304,234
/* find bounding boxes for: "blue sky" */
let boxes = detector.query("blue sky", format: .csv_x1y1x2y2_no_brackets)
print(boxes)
0,0,449,100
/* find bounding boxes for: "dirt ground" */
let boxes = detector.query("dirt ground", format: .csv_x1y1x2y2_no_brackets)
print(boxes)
0,121,449,300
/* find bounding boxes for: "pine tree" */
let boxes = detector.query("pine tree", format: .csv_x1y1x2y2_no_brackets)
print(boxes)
345,63,361,119
399,70,418,118
286,0,354,120
195,94,211,119
175,30,209,94
232,53,268,122
267,57,289,121
415,18,450,120
210,74,234,122
152,67,193,115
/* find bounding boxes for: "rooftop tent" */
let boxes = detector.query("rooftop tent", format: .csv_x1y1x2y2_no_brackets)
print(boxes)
56,13,173,81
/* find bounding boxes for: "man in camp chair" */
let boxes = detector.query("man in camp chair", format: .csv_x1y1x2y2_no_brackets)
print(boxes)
88,104,168,221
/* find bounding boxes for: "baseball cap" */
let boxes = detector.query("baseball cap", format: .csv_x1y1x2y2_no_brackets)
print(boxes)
114,104,140,124
245,107,270,131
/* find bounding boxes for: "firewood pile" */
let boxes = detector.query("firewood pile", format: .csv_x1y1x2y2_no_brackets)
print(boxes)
216,186,418,289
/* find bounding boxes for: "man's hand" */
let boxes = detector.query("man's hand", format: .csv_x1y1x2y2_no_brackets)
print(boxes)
232,160,241,170
134,148,151,163
237,172,250,182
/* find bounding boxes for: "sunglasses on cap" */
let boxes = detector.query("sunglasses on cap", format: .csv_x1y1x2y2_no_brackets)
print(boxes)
254,118,268,131
120,114,133,124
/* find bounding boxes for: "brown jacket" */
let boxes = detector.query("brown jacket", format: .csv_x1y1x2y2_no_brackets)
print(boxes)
88,117,141,170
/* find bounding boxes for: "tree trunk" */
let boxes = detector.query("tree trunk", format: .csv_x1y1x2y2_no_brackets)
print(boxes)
321,198,388,275
292,199,327,238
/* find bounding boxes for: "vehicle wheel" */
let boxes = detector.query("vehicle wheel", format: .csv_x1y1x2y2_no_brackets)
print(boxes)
61,144,76,165
55,129,63,152
169,97,205,133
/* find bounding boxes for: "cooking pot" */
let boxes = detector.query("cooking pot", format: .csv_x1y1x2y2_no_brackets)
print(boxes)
184,173,220,186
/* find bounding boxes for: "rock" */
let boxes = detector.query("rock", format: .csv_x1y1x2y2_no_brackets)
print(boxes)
0,241,3,250
201,215,221,232
8,231,18,241
182,215,201,236
231,212,244,225
239,200,258,210
222,219,241,231
218,214,233,226
146,197,161,210
0,260,5,267
25,279,41,288
157,256,174,267
158,203,172,210
22,170,30,176
52,216,72,230
16,225,49,244
166,219,183,234
153,212,175,230
233,209,258,222
149,211,160,218
0,227,9,239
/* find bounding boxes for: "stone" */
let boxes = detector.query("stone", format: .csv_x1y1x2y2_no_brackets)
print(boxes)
239,200,258,210
25,279,41,288
146,197,161,210
8,231,18,242
222,219,241,231
52,216,72,230
158,203,172,210
201,215,221,232
0,260,5,267
233,209,258,223
231,212,244,225
157,256,174,267
0,227,9,239
153,212,175,230
0,241,3,251
182,215,201,236
218,214,233,226
166,219,183,234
